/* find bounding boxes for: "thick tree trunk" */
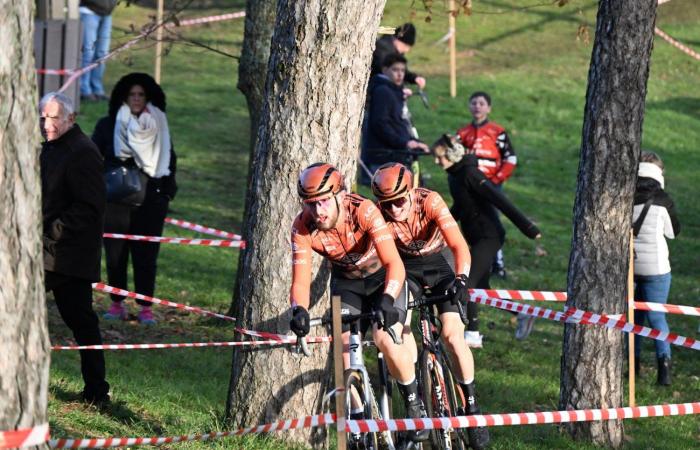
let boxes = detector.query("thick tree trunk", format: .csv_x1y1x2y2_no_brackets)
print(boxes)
0,2,51,449
559,0,657,447
225,0,385,446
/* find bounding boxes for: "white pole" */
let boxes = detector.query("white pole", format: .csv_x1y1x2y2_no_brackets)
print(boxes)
155,0,164,83
449,0,457,98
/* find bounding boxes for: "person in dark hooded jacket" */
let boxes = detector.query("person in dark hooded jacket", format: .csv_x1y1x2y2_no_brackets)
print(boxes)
431,134,541,347
91,72,177,325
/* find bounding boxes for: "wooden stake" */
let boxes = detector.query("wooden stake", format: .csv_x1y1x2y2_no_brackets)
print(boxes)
449,0,457,98
332,294,347,450
155,0,164,83
628,230,636,407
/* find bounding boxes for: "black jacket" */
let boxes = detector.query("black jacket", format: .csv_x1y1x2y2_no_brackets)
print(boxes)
41,125,105,281
92,115,178,199
362,74,414,166
446,155,540,244
80,0,117,16
371,35,418,84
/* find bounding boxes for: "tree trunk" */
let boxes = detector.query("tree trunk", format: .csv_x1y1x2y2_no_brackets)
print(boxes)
0,2,51,449
225,0,385,446
559,0,657,447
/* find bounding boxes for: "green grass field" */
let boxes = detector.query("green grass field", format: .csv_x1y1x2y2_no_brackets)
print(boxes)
47,0,699,448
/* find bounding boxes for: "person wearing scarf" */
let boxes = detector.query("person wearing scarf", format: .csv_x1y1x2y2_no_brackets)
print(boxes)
91,73,177,325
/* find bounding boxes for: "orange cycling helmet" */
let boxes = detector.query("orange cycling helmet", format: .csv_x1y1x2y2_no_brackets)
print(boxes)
297,163,344,203
371,163,413,202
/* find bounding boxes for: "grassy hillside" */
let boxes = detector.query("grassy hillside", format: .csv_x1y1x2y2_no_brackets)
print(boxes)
47,0,699,448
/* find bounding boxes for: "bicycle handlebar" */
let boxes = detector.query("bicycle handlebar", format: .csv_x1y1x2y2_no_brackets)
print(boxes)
408,293,451,310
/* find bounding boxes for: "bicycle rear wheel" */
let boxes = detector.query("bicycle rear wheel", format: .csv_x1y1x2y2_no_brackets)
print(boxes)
345,369,380,450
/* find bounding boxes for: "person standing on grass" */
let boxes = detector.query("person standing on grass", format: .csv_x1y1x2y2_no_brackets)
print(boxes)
456,91,517,281
79,0,117,102
40,92,110,405
288,163,429,443
431,135,541,348
632,151,680,386
92,73,178,325
371,163,490,449
371,23,426,90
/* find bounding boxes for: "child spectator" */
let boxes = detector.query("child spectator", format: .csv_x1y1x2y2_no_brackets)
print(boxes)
456,91,516,280
633,151,680,386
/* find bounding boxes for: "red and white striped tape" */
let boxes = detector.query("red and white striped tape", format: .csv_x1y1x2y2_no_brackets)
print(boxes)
51,336,331,351
37,68,76,76
0,424,49,449
471,294,700,351
347,402,700,433
93,283,236,321
655,27,700,61
164,217,242,240
103,233,245,248
49,413,335,449
170,11,246,28
471,289,700,316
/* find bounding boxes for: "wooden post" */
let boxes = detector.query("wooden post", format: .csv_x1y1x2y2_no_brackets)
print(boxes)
154,0,164,83
449,0,457,98
628,230,636,407
332,294,347,450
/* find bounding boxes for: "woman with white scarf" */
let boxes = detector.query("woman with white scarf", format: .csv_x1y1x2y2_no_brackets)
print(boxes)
92,73,177,325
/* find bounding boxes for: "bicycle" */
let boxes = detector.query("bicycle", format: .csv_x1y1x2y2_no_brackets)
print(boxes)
410,292,469,450
301,310,397,450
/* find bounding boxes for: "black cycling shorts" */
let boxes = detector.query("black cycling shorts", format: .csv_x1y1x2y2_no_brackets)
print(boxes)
403,248,460,315
331,268,408,334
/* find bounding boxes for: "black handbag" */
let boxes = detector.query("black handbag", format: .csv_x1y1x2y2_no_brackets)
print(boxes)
104,160,148,206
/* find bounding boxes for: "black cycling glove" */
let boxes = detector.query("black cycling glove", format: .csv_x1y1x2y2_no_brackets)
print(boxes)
290,306,310,337
377,294,406,344
451,274,470,325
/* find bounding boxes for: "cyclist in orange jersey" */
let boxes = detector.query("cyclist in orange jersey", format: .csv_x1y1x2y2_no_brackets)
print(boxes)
372,162,490,449
289,163,429,442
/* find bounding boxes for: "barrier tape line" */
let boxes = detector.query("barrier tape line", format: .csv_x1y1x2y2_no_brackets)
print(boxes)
472,294,700,351
49,413,335,449
164,217,242,240
170,11,246,27
93,283,236,321
471,289,700,316
347,402,700,433
0,424,49,449
655,27,700,61
103,233,245,248
51,337,331,351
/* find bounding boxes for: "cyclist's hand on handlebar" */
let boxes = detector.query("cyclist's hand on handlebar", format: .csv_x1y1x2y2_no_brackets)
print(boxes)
377,294,406,344
450,274,470,325
290,306,310,337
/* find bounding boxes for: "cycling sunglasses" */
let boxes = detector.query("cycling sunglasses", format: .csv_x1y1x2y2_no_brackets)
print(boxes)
379,195,409,209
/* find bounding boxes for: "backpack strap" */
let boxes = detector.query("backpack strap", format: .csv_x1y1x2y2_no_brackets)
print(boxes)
632,198,654,237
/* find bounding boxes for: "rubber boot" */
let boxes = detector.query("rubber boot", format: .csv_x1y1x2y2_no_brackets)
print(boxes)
397,380,429,442
657,357,671,386
459,382,490,450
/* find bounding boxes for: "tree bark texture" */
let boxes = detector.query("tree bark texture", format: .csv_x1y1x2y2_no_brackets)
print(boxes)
226,0,386,447
0,1,51,448
559,0,657,447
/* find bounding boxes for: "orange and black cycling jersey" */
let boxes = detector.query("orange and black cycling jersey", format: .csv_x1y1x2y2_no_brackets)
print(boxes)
290,193,405,308
456,120,516,185
381,188,471,277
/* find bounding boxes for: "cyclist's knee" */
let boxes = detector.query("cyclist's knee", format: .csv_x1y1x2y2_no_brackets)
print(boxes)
440,313,466,347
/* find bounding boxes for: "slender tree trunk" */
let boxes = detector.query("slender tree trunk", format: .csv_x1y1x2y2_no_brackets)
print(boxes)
225,0,385,446
0,2,51,448
559,0,657,447
228,0,276,318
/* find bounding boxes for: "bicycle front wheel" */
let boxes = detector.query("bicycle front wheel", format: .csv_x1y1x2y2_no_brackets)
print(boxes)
345,369,380,450
419,351,458,450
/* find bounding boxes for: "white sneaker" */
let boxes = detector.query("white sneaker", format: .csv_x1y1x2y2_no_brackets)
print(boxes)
464,331,483,348
515,313,536,340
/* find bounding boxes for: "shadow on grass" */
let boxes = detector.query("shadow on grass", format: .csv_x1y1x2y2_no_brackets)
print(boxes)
647,96,700,121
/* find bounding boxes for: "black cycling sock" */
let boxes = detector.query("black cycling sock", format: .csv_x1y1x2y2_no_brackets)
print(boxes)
397,379,420,407
460,381,479,414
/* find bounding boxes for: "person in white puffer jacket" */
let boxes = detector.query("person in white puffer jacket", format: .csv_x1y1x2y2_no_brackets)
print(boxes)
632,151,680,386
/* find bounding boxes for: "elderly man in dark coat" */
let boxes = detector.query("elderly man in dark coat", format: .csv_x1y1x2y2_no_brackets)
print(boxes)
40,91,110,404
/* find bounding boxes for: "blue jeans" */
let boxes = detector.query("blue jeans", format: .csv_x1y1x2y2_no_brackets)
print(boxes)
80,13,112,96
634,272,672,359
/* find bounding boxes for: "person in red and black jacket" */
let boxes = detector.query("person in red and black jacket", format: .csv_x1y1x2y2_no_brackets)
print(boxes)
457,91,516,280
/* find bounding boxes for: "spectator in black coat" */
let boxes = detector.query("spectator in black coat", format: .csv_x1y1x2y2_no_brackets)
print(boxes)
362,54,429,180
92,73,177,325
40,92,110,404
431,134,541,347
371,23,426,89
